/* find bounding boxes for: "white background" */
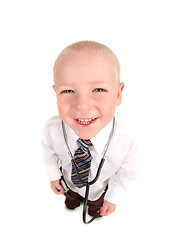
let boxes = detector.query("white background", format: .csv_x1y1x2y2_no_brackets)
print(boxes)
0,0,183,239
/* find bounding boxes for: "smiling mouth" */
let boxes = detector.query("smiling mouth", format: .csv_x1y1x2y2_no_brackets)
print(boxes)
76,118,98,125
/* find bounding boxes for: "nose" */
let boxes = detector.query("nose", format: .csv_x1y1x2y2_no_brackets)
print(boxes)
74,94,92,112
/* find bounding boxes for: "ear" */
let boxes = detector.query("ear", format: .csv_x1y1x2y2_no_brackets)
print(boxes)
53,85,56,92
116,82,124,106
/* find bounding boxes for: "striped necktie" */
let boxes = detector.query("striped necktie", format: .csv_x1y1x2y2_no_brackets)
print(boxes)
71,139,92,188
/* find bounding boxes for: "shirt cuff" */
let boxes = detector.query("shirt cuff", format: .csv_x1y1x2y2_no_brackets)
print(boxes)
46,165,62,181
104,181,122,204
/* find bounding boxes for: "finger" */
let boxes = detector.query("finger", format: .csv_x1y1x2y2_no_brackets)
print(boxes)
103,208,112,216
101,208,110,216
56,183,62,191
52,186,60,194
100,206,115,216
52,185,63,195
100,207,107,216
56,186,65,194
55,183,64,194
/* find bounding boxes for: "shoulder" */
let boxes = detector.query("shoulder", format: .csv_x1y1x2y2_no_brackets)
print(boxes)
43,115,63,137
42,116,66,148
44,115,62,128
114,118,137,149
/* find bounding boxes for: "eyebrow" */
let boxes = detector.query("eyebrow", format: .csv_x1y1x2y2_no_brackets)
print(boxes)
56,80,108,87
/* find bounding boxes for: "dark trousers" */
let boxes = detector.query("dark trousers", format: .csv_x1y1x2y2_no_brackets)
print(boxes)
64,186,108,217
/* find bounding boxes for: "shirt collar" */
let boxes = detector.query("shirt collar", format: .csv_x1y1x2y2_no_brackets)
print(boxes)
64,123,78,154
63,119,114,156
91,120,113,156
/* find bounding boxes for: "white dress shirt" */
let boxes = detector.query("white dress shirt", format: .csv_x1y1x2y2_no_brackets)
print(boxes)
42,115,137,203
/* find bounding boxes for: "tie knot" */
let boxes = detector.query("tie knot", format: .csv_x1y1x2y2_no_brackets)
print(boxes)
77,139,92,151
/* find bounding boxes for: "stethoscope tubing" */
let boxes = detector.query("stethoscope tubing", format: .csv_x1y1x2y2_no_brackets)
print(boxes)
71,157,105,186
71,157,106,224
61,117,115,224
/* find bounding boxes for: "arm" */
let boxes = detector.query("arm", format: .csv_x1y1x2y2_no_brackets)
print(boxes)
42,124,62,185
104,141,138,208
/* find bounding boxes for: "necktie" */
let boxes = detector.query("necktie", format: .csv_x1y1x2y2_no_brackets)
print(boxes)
71,139,92,188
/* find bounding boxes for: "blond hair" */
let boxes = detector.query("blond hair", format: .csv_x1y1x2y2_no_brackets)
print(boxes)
53,40,121,83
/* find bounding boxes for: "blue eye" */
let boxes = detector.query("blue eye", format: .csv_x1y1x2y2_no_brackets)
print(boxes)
93,88,105,92
61,90,74,93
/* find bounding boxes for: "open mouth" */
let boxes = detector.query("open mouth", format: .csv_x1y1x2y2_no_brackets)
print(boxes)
75,118,98,125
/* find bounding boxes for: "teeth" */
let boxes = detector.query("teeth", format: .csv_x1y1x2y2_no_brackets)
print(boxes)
77,118,96,124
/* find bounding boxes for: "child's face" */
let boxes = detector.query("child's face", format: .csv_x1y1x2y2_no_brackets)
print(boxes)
54,53,124,139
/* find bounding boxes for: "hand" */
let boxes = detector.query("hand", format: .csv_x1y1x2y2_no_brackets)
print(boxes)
50,179,65,195
100,200,116,216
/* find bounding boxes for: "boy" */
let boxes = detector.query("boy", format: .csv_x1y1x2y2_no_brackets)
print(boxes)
42,41,137,218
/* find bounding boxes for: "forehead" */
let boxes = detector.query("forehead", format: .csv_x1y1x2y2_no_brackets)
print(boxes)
54,53,117,85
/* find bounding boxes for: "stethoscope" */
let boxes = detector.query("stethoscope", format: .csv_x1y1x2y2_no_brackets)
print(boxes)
61,117,115,224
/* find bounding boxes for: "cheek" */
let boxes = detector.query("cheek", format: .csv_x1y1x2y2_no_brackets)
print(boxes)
98,98,116,115
57,99,70,116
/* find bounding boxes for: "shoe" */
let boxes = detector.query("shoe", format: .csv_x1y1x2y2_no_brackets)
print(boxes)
65,205,76,210
65,199,80,210
88,210,102,218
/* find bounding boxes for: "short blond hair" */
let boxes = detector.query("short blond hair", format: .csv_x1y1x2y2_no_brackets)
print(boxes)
53,40,120,83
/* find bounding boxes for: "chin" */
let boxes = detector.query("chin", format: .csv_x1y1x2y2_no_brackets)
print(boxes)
78,133,95,140
76,130,98,140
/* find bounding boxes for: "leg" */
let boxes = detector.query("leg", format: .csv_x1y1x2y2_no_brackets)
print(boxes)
64,189,83,209
60,169,83,210
87,186,108,217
